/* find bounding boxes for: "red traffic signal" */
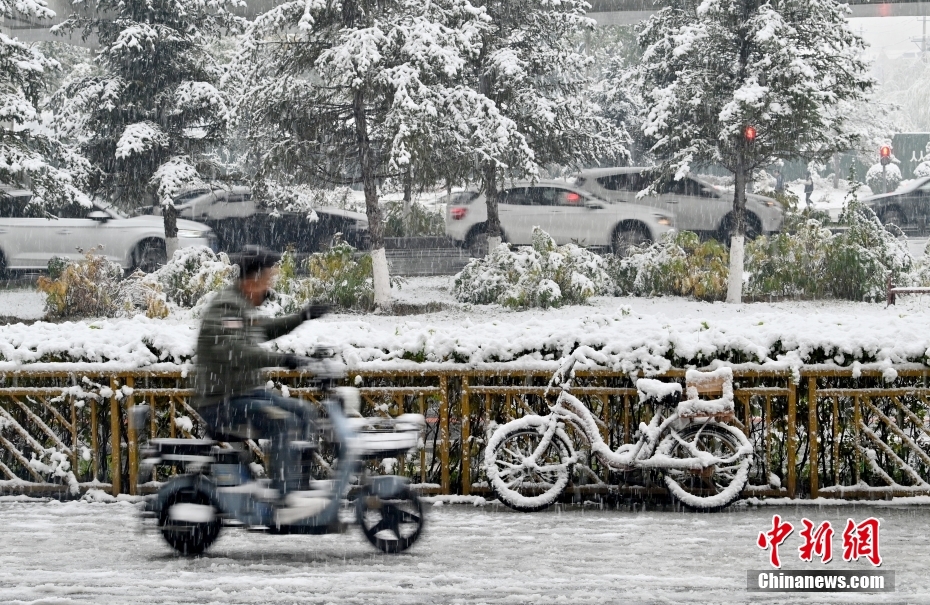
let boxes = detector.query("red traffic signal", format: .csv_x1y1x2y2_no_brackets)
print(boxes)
744,126,757,142
880,145,892,166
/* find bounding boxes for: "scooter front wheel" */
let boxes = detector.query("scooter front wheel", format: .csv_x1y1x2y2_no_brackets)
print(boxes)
158,485,222,556
356,485,425,553
485,417,574,513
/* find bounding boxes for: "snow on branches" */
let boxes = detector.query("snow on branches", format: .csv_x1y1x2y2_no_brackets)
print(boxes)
0,0,88,206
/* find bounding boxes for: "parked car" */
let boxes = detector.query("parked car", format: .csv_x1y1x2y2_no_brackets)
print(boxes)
574,167,784,240
0,185,215,273
166,187,370,254
443,180,676,256
862,176,930,233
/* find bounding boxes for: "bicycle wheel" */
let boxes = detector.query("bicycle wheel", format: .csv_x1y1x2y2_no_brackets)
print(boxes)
485,417,574,513
658,422,751,512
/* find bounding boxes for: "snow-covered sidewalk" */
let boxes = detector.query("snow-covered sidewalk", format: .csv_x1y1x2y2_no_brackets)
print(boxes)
0,498,927,604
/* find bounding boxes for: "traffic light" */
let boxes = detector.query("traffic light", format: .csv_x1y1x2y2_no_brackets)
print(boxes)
880,145,892,166
744,126,757,142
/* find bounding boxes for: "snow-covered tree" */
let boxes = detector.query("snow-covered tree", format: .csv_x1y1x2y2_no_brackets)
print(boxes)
56,0,239,261
635,0,873,302
457,0,627,252
866,162,901,194
234,0,487,309
0,0,87,207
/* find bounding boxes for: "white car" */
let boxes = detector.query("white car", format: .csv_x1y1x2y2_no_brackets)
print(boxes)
0,186,215,273
164,186,370,253
444,180,675,256
574,167,784,240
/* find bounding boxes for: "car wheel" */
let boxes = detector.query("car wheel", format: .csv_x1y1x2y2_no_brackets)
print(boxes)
881,208,907,231
465,225,490,258
611,224,651,257
134,239,167,273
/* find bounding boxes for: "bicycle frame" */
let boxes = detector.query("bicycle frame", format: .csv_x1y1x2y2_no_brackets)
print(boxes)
536,361,747,474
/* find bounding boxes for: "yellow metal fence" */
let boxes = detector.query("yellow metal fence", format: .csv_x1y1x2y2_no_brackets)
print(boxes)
1,367,929,501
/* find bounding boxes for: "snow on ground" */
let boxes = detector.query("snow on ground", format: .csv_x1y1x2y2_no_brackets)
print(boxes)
4,278,930,372
0,499,926,604
0,288,46,320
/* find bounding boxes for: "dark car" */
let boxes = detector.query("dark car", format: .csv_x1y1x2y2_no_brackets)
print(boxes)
168,187,370,254
863,176,930,233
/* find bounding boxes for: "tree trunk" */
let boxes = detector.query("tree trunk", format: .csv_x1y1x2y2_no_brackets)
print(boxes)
353,87,391,310
833,153,840,189
162,203,179,262
726,165,748,304
478,63,501,253
402,165,412,228
483,162,501,251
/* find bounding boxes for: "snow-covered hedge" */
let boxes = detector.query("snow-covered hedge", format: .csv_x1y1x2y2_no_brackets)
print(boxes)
270,244,376,312
746,197,911,301
37,252,121,318
613,231,729,301
866,163,902,194
384,201,445,237
37,247,235,320
453,228,614,308
148,246,237,308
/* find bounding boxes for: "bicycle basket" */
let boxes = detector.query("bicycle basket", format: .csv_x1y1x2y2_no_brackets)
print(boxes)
677,367,734,418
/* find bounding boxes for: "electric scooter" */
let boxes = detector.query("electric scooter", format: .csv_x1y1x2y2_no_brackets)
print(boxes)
136,348,427,555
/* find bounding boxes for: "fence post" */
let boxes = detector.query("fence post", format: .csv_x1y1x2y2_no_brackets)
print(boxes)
91,399,99,482
110,377,121,496
808,377,819,499
126,377,137,496
461,376,470,496
440,375,450,495
69,394,78,479
787,380,797,498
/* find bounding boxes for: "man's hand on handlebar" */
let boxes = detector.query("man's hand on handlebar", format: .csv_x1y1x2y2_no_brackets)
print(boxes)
300,303,331,321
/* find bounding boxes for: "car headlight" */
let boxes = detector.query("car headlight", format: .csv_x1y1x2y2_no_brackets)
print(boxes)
654,214,673,226
764,200,777,207
178,229,210,238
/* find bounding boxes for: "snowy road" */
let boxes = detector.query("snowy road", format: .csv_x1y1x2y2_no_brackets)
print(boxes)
1,499,929,605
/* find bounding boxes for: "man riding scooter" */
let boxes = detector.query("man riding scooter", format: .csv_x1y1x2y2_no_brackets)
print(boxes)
193,245,329,512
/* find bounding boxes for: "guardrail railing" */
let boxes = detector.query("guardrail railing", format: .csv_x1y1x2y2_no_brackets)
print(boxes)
1,367,928,502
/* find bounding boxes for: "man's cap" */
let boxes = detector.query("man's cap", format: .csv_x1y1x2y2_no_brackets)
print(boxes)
229,245,281,276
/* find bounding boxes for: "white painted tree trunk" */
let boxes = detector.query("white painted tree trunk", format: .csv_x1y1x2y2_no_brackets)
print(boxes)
487,235,501,252
165,237,179,262
726,235,744,304
371,247,391,310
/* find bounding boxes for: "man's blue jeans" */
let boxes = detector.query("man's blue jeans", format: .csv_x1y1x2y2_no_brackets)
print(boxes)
199,389,315,495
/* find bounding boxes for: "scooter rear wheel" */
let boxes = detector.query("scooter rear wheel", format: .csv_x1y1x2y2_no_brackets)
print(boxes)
158,486,222,556
356,485,425,553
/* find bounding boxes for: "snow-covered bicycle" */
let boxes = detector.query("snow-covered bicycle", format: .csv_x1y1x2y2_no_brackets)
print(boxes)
484,352,753,512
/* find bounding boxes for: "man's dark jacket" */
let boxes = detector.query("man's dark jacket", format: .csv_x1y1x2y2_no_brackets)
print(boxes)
193,284,303,409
